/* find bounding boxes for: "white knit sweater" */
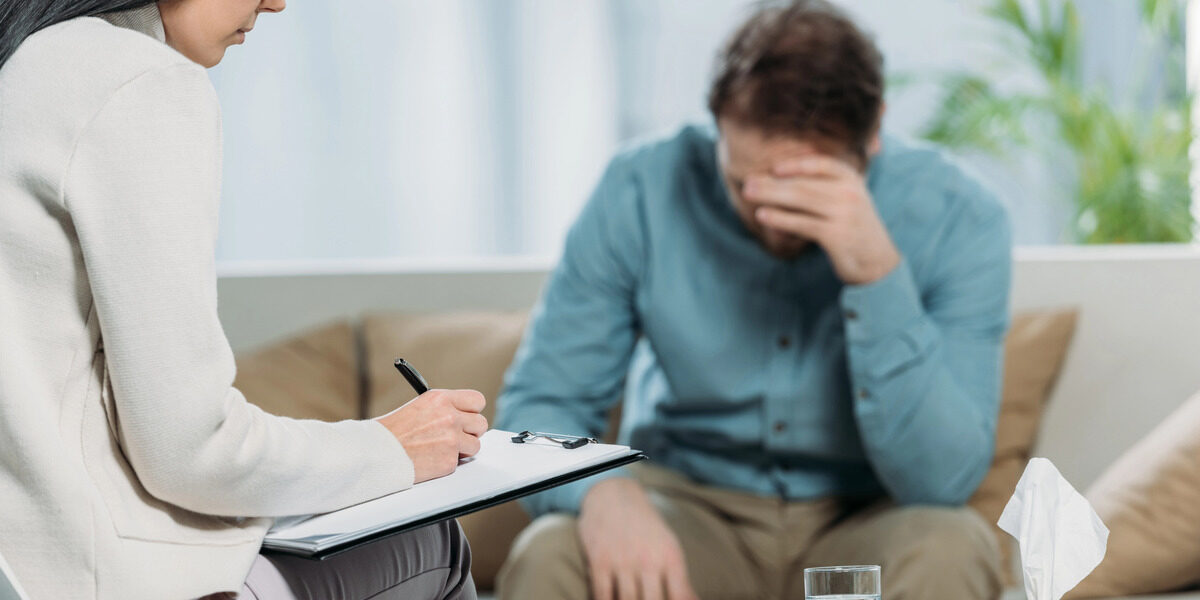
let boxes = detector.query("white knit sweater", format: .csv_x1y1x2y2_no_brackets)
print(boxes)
0,6,415,598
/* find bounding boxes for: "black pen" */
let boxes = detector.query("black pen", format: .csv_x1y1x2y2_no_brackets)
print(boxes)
393,358,430,395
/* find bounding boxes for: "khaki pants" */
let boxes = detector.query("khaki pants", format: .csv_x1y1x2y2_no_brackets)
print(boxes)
497,464,1001,600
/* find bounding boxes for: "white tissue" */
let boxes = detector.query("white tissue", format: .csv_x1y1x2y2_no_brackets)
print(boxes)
998,457,1109,600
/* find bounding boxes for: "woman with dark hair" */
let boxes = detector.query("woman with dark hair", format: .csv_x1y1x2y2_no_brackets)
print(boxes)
0,1,485,598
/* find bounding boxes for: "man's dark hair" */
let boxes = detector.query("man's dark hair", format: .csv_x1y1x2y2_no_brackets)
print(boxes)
0,0,156,71
707,0,884,160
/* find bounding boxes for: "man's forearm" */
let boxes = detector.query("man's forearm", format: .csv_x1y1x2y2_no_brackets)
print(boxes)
841,260,1002,505
850,350,996,505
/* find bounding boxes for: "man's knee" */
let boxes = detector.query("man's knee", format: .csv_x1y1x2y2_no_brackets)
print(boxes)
496,514,588,599
886,507,1002,600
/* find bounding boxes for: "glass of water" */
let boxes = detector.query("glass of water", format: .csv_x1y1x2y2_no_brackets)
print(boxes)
803,565,881,599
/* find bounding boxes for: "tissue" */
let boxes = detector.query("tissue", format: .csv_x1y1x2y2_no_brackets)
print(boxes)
998,457,1109,600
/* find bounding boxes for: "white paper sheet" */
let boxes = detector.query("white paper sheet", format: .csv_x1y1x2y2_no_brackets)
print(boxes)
263,429,637,555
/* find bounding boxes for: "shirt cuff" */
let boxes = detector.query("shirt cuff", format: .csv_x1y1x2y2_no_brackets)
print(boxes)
840,258,924,344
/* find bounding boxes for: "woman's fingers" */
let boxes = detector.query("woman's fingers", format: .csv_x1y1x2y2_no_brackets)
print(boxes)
460,411,488,437
458,431,482,458
447,389,486,413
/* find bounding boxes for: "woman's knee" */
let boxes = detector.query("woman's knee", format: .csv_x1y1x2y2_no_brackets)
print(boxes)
388,520,474,599
372,520,464,572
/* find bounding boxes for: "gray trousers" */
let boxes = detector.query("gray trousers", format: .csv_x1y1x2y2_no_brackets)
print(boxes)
238,521,476,600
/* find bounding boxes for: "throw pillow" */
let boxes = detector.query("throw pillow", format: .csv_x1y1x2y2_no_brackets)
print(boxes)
1066,389,1200,598
968,308,1079,582
362,311,528,421
233,320,361,422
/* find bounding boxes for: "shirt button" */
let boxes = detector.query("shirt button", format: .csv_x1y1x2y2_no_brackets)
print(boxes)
773,421,787,433
777,335,791,349
844,309,859,321
858,388,870,399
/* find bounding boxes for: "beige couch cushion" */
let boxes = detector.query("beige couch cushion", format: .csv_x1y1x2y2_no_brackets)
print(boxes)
363,311,530,589
968,308,1078,581
1065,389,1200,598
969,309,1078,581
233,320,361,421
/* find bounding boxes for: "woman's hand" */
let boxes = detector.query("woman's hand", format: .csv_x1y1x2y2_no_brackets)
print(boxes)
374,389,488,483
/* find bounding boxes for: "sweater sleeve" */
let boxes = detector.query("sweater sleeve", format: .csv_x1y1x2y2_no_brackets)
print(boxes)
62,62,415,518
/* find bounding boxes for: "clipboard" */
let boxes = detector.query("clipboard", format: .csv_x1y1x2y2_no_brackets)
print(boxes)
262,430,645,560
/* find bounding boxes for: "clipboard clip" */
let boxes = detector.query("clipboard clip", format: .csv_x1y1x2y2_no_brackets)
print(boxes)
511,430,598,450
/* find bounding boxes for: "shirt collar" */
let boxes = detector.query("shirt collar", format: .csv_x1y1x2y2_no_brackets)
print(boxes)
100,4,167,45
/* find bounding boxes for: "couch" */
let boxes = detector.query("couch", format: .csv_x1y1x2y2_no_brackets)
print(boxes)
218,245,1200,598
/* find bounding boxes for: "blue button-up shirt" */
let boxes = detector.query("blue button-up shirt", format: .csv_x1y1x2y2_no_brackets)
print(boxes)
497,125,1012,515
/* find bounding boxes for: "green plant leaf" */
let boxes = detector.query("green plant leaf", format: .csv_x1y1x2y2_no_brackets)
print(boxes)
917,0,1193,244
1057,1,1081,86
919,74,1036,155
986,0,1031,36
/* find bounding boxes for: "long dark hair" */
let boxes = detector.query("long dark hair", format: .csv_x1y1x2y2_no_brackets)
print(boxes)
0,0,157,71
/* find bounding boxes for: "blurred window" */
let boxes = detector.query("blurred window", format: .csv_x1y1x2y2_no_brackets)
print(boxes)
210,0,1188,263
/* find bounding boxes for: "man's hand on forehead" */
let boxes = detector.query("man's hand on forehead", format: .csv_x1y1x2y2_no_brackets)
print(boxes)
772,154,864,179
742,152,900,285
742,152,865,217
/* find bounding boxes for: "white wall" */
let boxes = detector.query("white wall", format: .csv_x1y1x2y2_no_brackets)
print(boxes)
209,1,1155,263
1013,245,1200,489
209,1,620,261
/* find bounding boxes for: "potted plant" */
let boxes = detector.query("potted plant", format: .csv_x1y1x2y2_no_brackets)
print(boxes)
919,0,1192,243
